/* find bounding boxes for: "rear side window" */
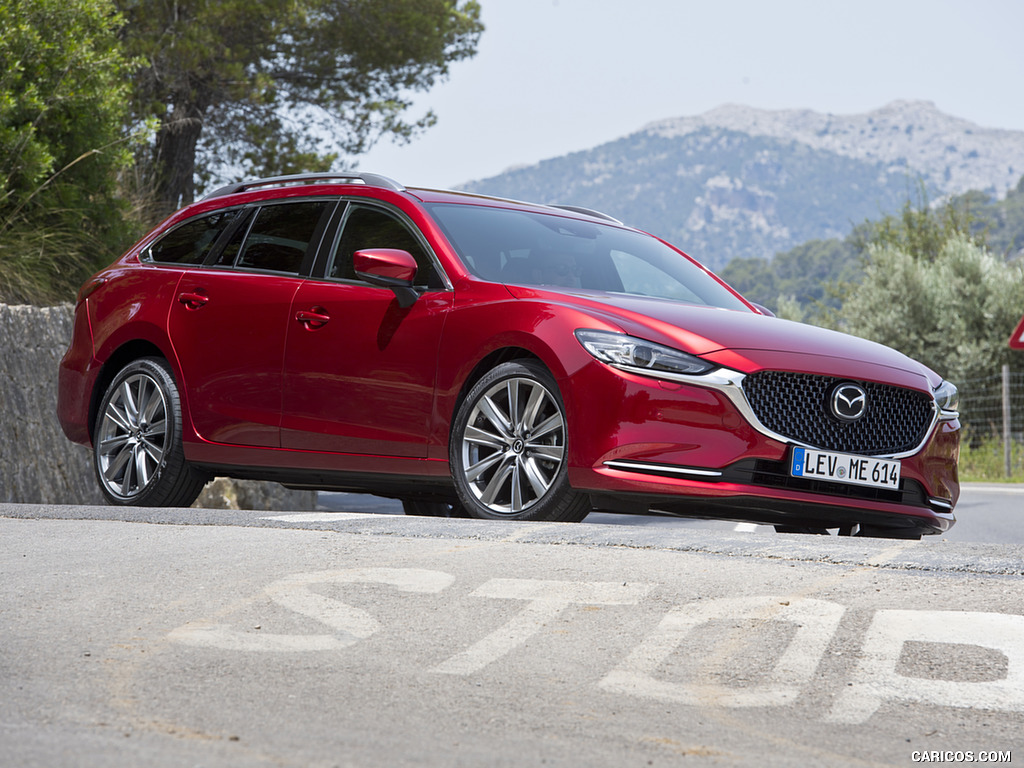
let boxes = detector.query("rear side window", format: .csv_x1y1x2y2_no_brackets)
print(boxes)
234,201,331,274
145,210,237,264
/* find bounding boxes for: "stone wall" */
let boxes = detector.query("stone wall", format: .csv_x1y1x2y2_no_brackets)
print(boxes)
0,304,104,504
0,303,314,510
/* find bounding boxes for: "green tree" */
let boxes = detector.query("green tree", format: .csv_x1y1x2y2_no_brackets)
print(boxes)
833,234,1024,385
720,237,860,318
117,0,484,216
941,176,1024,260
0,0,138,303
849,185,986,264
827,188,1024,384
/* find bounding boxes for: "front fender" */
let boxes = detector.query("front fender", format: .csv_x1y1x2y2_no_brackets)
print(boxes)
431,281,627,455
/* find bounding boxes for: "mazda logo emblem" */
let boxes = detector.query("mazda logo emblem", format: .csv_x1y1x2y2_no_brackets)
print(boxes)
831,383,868,422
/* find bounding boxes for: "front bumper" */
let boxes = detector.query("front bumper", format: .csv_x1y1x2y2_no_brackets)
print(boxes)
563,360,960,534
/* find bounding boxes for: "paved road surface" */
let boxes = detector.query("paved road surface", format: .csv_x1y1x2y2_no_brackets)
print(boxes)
320,481,1024,543
2,499,1022,767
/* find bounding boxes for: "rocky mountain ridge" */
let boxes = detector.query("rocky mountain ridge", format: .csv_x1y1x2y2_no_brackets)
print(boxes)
461,101,1024,270
644,100,1024,199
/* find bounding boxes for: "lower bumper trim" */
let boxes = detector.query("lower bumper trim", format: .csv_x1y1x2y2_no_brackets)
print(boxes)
603,460,722,478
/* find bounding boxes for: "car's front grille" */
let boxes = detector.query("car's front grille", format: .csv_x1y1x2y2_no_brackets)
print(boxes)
742,372,934,456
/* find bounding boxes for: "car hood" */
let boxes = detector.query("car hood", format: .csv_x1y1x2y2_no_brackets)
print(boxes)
508,287,942,390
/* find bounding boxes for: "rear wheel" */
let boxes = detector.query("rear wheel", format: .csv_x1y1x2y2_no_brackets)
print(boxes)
450,360,590,522
93,357,207,507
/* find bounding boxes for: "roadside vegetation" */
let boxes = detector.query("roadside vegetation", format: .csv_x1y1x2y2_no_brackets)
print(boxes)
2,1,1021,484
722,178,1024,319
959,437,1024,483
0,0,139,303
828,196,1023,390
0,0,483,303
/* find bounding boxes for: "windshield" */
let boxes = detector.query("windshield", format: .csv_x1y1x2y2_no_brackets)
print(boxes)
425,203,750,311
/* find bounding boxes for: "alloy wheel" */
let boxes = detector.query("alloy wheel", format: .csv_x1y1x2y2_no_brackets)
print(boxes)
96,372,168,499
460,376,566,516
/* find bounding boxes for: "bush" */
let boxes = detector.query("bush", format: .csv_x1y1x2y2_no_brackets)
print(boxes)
958,433,1024,483
833,234,1024,385
0,0,139,304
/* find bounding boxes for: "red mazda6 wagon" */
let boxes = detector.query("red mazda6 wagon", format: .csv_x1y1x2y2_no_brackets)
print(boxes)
57,173,960,538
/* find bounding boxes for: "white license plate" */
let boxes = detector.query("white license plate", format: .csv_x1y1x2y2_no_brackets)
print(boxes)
790,447,901,490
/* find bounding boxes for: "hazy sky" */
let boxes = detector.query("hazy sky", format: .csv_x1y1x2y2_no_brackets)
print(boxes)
356,0,1024,189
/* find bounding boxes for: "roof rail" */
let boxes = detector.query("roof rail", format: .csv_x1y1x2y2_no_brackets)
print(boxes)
203,172,404,199
548,204,623,225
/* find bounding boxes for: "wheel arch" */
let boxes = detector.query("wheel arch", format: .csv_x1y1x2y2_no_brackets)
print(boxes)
88,340,169,440
447,353,589,522
450,346,546,434
434,300,598,455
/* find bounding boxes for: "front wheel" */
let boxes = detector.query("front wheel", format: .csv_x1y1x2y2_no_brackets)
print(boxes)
93,357,208,507
450,360,590,522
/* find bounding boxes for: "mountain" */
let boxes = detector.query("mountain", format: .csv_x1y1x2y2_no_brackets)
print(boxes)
459,101,1024,270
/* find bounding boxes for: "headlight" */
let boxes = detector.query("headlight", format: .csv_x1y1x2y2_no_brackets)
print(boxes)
575,329,715,377
934,380,959,418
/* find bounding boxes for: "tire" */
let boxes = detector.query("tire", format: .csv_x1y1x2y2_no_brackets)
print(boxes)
93,357,208,507
450,360,590,522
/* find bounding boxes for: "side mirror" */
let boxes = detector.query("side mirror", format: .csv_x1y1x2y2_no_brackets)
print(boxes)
751,302,776,318
353,248,420,308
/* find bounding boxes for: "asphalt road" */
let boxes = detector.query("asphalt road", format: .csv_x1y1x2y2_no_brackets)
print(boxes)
943,484,1024,544
2,493,1023,768
320,482,1024,544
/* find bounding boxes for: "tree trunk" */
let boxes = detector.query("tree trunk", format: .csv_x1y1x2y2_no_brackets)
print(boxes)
152,100,206,217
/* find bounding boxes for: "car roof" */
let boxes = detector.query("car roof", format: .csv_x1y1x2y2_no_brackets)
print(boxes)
198,172,623,227
406,186,624,224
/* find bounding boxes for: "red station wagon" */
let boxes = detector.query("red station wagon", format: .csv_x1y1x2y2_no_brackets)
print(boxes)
57,173,961,538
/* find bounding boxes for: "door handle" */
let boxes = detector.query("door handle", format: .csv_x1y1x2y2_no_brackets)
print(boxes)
295,308,330,329
177,291,209,310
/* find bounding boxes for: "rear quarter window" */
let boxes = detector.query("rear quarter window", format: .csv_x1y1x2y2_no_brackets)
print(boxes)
145,210,238,264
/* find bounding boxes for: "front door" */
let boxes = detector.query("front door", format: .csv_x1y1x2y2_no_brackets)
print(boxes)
281,202,451,457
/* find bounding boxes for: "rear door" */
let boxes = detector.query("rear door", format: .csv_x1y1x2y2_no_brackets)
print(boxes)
168,199,335,447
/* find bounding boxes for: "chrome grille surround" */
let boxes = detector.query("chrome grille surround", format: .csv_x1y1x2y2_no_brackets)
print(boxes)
741,372,936,456
608,365,940,460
